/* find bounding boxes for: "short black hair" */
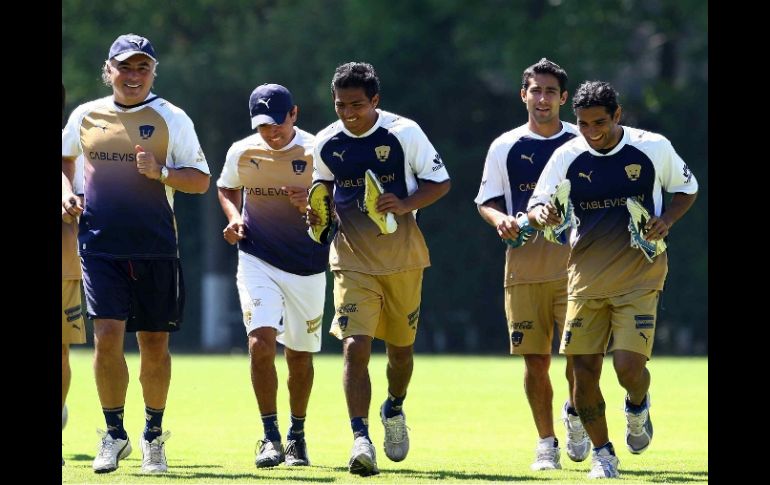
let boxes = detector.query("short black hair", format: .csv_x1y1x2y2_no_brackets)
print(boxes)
522,58,568,93
331,62,380,100
572,81,619,116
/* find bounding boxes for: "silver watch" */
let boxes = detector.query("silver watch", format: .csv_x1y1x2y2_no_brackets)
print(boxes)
159,166,169,183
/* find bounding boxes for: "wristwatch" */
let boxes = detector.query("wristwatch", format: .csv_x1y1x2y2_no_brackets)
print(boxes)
159,166,169,184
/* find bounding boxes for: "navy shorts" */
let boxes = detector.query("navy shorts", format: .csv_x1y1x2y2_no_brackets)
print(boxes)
81,256,185,332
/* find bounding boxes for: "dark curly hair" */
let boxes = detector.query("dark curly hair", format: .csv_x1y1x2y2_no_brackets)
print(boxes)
572,81,619,116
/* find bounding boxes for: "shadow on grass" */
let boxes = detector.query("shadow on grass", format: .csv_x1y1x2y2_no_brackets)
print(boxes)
127,471,334,482
313,465,538,481
621,469,709,483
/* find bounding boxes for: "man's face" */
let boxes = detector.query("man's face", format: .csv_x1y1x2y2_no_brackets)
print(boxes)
257,107,298,151
108,54,155,105
521,73,566,125
576,105,622,151
333,87,379,136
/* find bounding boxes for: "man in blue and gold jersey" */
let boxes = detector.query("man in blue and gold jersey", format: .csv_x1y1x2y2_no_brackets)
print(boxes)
311,62,450,476
528,81,698,479
475,58,589,472
217,83,329,469
61,33,210,475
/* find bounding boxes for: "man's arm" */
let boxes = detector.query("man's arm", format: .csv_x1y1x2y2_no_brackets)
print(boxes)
477,197,521,241
62,156,83,223
377,179,451,215
217,187,245,245
135,144,210,194
644,192,698,241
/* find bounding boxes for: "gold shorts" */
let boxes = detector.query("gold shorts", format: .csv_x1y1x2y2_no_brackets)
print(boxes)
329,269,423,346
62,279,86,345
505,278,567,354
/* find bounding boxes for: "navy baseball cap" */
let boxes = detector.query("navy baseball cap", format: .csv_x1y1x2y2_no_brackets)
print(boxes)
249,84,294,128
108,34,157,63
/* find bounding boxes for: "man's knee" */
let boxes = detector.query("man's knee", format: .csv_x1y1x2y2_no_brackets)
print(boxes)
386,344,413,369
248,334,277,364
523,354,551,376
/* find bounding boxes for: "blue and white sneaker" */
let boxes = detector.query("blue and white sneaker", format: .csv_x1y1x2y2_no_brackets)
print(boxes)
530,437,561,470
588,443,620,479
562,400,590,462
625,393,653,454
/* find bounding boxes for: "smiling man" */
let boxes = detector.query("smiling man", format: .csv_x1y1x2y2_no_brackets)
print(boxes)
61,33,210,475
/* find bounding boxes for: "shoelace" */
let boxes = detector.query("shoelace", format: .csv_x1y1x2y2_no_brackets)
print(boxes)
565,415,588,441
285,440,304,458
535,446,558,462
593,454,617,476
146,441,164,464
98,438,116,458
626,409,648,433
384,417,407,443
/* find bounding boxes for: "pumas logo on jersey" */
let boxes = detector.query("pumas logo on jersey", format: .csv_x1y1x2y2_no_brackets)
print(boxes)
306,315,322,333
521,153,535,164
511,331,524,347
332,150,346,162
292,159,307,174
337,316,349,331
243,309,252,326
139,125,155,140
578,171,593,183
375,145,391,162
625,164,641,181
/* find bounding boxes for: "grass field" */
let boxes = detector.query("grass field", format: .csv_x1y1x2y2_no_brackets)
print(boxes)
62,351,707,483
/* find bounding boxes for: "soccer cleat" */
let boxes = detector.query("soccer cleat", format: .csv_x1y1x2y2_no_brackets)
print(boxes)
543,179,577,245
255,439,284,468
62,404,68,430
307,182,337,244
625,393,653,454
363,169,397,234
380,403,410,462
504,212,536,248
141,431,171,473
530,438,561,470
93,430,132,473
348,436,379,476
284,437,310,466
626,197,666,262
562,400,591,462
588,444,620,479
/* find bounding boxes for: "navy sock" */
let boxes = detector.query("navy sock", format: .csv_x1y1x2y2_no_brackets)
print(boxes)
351,417,370,441
625,395,648,413
594,442,616,455
288,414,305,440
143,406,164,442
261,413,281,443
103,406,127,440
382,391,406,418
566,404,579,416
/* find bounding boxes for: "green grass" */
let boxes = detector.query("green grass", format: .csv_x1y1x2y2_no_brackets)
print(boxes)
62,352,707,483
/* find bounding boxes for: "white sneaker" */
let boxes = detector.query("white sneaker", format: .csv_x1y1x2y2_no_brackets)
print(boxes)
562,400,590,462
348,436,379,476
141,431,171,473
588,444,620,479
255,439,284,468
93,430,132,473
625,393,653,454
530,437,561,470
380,404,409,462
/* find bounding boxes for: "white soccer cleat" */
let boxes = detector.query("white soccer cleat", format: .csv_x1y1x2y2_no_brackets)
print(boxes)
530,438,561,471
626,197,666,262
255,439,284,468
141,431,171,473
588,444,620,479
562,400,591,462
544,179,577,245
92,430,132,474
380,404,410,462
363,169,397,234
625,393,653,454
348,436,379,476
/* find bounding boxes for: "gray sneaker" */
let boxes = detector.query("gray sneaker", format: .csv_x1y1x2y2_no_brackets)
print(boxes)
255,439,284,468
92,430,132,473
588,445,620,479
284,438,310,466
625,393,653,454
380,404,409,462
348,436,379,476
562,400,591,462
530,438,561,470
141,431,171,473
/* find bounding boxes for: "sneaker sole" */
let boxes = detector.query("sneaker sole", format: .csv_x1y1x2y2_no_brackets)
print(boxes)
93,442,131,474
256,458,284,468
349,455,379,476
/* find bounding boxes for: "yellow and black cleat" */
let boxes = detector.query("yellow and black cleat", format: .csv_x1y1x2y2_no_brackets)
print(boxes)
363,169,397,235
307,182,337,244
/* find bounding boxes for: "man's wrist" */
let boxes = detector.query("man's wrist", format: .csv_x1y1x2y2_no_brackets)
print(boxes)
159,166,169,184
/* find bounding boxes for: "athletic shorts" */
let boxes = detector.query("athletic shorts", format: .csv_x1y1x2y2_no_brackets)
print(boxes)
504,278,567,354
62,279,86,345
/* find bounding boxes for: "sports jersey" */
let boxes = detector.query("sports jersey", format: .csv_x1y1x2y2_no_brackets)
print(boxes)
217,127,329,276
313,110,450,274
61,94,210,259
475,122,578,286
529,126,698,297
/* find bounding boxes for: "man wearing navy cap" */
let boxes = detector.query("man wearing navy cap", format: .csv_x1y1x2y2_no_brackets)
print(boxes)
217,83,329,468
61,33,210,474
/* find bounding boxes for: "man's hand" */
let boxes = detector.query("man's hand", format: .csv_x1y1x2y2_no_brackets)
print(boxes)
135,144,163,180
62,192,83,224
496,214,521,241
283,186,309,214
375,192,410,216
533,202,563,227
222,220,245,245
642,216,669,242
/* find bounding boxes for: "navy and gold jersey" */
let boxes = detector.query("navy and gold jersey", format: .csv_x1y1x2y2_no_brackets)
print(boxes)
529,126,698,298
62,94,210,259
217,128,329,276
313,110,450,274
475,122,578,286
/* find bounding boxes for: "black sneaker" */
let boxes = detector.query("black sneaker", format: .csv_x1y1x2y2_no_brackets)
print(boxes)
284,438,310,466
255,439,284,468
